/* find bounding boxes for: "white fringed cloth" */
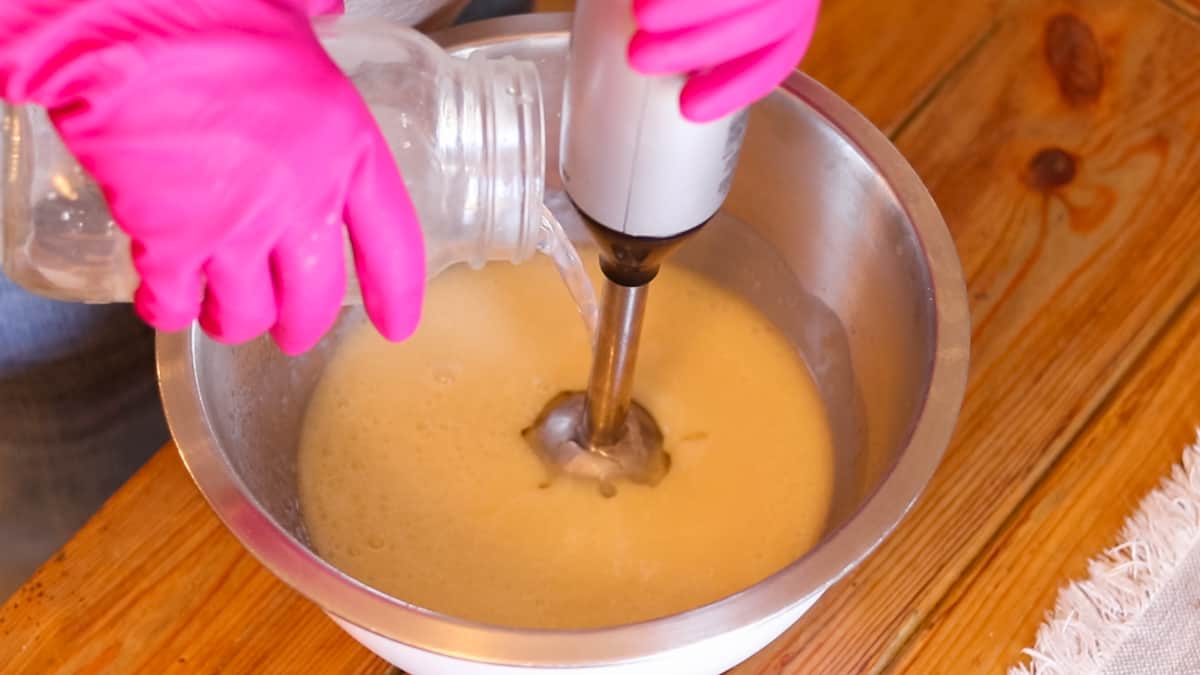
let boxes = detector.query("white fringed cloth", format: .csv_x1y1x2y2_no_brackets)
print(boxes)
1013,432,1200,675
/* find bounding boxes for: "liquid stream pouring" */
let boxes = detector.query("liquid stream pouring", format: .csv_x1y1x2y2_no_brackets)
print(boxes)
524,0,749,495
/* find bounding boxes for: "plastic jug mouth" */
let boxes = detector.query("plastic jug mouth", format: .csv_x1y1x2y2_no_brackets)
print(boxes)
457,52,545,270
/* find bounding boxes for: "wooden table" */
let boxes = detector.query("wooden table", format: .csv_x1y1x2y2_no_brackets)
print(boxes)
6,0,1200,672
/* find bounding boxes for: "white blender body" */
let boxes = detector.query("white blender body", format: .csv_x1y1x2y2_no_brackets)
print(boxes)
559,0,748,241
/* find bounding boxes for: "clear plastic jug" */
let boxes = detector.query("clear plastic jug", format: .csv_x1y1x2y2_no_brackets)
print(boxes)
0,17,561,305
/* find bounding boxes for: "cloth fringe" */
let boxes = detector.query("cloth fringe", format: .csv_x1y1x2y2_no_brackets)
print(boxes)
1011,429,1200,675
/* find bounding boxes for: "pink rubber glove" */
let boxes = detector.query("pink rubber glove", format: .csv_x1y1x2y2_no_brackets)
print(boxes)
628,0,821,123
0,0,425,355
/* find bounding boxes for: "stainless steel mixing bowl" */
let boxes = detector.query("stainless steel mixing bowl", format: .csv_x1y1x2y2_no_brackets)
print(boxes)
158,14,969,675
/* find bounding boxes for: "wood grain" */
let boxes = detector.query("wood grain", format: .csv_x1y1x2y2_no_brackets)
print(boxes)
737,0,1200,672
6,1,1200,674
1163,0,1200,21
0,450,390,675
891,289,1200,673
530,0,572,12
801,0,1008,134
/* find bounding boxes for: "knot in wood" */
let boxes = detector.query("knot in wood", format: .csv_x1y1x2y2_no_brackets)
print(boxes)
1028,148,1077,191
1044,14,1103,106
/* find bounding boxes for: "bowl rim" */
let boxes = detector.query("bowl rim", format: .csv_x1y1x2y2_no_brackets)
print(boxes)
158,12,970,668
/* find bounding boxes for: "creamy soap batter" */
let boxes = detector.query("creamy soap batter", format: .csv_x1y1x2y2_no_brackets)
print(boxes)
298,257,835,629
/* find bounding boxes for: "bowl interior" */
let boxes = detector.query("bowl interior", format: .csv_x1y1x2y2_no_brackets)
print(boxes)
168,26,952,649
185,56,933,560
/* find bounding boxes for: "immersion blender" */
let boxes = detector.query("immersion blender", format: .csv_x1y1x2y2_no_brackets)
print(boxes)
525,0,749,492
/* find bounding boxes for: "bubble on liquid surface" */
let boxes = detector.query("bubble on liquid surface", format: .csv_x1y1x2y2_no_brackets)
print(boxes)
432,366,456,385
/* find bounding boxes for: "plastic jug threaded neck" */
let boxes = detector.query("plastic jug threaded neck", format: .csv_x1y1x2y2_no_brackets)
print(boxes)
429,51,544,275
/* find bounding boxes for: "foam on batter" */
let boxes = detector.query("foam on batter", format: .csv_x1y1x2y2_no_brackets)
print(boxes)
298,256,835,629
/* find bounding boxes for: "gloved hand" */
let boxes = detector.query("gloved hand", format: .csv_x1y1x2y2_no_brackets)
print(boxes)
0,0,425,355
627,0,821,123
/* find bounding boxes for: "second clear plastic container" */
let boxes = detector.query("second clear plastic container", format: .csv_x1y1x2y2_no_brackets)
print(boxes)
0,16,559,304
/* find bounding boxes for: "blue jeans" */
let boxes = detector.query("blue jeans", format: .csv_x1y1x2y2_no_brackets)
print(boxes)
0,272,167,598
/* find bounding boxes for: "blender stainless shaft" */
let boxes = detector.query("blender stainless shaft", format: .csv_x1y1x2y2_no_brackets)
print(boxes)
583,281,648,447
524,0,749,494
